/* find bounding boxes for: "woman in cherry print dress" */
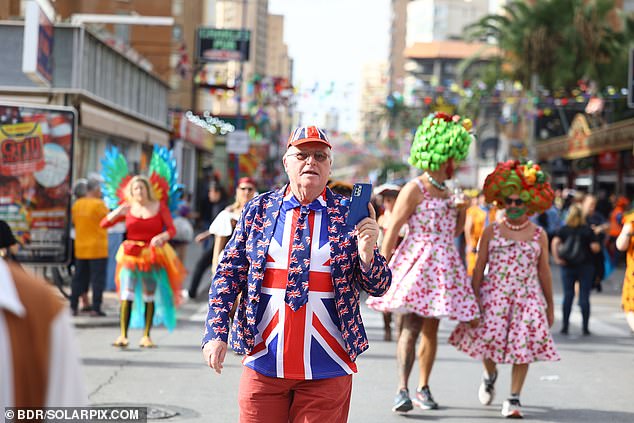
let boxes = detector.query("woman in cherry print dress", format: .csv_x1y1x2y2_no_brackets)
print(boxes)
449,160,559,419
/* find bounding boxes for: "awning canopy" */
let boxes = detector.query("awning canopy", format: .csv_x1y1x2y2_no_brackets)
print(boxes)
81,102,169,146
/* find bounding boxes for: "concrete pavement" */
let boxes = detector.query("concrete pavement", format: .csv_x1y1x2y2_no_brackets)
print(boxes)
73,242,634,422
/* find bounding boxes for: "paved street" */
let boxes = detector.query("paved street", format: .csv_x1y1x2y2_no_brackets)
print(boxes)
72,243,634,422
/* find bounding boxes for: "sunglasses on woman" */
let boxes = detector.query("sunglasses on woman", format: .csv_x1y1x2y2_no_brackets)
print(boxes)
505,197,524,206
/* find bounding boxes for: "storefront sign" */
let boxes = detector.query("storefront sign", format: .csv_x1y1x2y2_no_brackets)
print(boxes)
0,103,75,264
183,120,214,151
22,0,55,87
170,111,214,152
597,151,619,170
0,122,45,175
196,28,251,62
226,130,250,154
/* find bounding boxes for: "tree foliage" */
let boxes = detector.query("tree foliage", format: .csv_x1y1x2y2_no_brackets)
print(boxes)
465,0,634,92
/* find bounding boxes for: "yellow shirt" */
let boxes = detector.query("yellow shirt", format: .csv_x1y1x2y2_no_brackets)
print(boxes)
465,205,496,276
71,198,109,259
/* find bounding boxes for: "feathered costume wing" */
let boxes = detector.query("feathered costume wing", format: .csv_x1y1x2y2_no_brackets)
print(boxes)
148,145,180,214
101,147,132,210
101,145,180,213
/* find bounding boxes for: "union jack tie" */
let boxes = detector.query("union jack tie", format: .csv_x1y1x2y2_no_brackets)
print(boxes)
285,202,322,311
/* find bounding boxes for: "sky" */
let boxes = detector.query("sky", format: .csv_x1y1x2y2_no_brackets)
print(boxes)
268,0,390,134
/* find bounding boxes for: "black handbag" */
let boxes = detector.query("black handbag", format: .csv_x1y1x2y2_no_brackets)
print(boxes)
558,230,584,265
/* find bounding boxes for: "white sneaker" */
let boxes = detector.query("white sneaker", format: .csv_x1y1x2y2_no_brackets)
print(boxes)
478,371,497,405
501,398,523,418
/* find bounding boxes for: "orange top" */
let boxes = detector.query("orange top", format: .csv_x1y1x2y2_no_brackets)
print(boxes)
609,205,627,237
622,214,634,313
466,205,496,248
72,197,109,259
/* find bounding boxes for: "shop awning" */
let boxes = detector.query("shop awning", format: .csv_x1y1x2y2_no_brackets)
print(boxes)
80,102,169,147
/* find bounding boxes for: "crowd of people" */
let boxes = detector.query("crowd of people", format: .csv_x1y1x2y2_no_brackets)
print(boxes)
2,119,634,421
199,118,634,421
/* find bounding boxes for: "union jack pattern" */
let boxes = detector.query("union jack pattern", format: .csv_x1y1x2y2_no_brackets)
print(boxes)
243,191,356,379
287,125,331,147
202,186,392,366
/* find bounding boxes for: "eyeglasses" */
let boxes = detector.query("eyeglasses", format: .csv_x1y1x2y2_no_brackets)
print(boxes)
238,186,254,192
505,197,524,206
286,151,330,163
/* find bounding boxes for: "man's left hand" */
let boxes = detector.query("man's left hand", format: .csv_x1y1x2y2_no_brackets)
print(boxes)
357,203,379,267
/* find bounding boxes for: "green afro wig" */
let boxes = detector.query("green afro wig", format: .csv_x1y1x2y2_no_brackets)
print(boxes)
408,112,474,171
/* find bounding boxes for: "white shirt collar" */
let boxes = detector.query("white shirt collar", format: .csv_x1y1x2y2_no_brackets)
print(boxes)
0,259,26,317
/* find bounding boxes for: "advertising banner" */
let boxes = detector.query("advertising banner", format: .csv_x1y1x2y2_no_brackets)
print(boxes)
0,103,75,263
22,0,55,87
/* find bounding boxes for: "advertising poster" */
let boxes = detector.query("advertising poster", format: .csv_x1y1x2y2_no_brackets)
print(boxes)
0,103,75,263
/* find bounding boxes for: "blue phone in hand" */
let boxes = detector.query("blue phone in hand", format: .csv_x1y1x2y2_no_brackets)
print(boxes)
345,183,372,227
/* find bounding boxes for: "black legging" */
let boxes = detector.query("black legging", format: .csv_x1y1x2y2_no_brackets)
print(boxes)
188,236,215,299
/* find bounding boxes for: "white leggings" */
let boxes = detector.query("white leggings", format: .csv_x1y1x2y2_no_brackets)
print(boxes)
119,272,157,302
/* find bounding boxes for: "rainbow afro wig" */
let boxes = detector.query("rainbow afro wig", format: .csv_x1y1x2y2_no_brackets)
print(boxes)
483,160,554,215
408,112,474,171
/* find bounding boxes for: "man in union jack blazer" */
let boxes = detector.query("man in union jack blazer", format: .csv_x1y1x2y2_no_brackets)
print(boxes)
202,125,391,422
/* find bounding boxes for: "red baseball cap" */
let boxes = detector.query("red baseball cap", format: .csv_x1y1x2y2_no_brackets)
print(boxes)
237,177,256,187
286,125,332,149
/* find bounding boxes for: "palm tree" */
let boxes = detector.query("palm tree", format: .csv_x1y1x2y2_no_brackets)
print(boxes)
465,0,633,93
465,0,571,91
569,0,634,91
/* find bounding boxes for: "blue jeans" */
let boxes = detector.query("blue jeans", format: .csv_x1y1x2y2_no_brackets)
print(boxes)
560,263,594,331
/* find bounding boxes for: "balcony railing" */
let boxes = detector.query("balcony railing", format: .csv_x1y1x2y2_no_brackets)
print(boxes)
0,22,168,128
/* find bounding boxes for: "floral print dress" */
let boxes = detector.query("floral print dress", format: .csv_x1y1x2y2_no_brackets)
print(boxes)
367,178,478,321
449,223,560,364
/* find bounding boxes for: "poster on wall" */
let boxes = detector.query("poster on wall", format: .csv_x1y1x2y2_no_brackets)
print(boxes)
0,103,75,264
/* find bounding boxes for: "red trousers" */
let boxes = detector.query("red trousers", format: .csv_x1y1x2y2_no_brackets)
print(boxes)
238,367,353,423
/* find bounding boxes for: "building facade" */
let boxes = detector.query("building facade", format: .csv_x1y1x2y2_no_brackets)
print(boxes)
193,0,292,189
358,62,389,146
536,115,634,197
406,0,489,45
0,22,170,182
55,0,172,81
388,0,408,96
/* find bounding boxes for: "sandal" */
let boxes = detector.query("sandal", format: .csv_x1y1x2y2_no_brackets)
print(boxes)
113,336,129,348
139,336,156,348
